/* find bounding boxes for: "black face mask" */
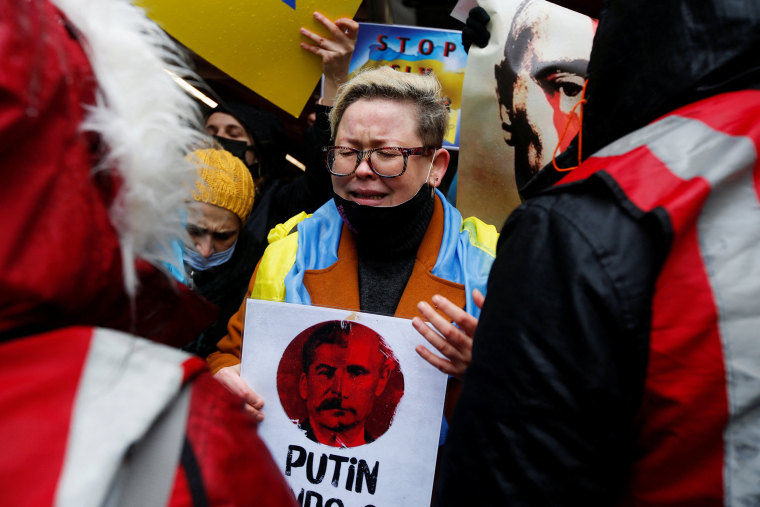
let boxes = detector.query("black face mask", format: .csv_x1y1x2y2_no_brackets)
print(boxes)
213,136,260,178
333,184,434,256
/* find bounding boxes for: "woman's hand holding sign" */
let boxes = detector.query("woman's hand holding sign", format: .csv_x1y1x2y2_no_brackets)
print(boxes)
214,364,266,421
413,290,484,379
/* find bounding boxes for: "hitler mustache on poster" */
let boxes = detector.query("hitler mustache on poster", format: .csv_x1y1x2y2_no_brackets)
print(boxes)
241,300,447,506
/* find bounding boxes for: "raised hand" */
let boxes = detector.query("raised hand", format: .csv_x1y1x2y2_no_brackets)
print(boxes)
412,289,485,378
300,11,360,105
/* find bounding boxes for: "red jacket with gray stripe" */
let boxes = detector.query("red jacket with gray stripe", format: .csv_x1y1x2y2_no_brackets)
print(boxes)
438,90,760,505
0,326,298,506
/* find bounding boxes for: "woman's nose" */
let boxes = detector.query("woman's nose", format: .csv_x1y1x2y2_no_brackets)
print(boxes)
354,154,376,178
195,236,214,258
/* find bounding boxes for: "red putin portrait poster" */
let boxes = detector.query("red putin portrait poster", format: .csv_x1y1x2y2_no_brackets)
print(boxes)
241,300,448,506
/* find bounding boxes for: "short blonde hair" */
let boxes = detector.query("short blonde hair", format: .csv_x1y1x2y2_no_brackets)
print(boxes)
188,148,255,222
329,66,450,148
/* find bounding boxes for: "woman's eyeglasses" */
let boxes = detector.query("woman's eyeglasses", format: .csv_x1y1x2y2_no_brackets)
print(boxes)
323,146,434,178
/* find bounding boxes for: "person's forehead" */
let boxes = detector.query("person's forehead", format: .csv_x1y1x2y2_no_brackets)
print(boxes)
312,333,383,365
337,98,421,145
520,6,594,69
187,202,240,230
206,112,245,130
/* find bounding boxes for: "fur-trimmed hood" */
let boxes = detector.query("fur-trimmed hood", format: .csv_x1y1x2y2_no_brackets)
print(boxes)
0,0,214,342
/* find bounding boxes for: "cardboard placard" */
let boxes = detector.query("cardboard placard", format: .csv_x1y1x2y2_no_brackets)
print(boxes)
137,0,363,116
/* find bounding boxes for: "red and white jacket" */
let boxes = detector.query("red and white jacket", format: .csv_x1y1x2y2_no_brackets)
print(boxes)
0,1,297,505
0,327,297,506
437,90,760,505
561,90,760,504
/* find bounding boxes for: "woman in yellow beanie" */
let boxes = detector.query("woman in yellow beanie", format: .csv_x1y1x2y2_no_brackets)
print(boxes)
182,148,265,357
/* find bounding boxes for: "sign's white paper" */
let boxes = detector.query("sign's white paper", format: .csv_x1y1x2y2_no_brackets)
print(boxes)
241,300,448,506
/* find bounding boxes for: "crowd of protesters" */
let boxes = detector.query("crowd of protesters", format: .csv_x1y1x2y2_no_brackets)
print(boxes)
2,0,758,505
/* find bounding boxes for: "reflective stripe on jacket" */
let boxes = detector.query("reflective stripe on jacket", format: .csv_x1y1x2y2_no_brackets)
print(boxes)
560,90,760,504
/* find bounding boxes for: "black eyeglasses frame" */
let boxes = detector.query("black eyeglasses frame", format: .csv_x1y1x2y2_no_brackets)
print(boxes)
322,145,435,178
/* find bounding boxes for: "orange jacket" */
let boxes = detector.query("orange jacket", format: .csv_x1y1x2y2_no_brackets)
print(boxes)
208,195,495,373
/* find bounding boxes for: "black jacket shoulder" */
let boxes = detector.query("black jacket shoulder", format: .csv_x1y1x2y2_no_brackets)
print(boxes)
437,175,667,505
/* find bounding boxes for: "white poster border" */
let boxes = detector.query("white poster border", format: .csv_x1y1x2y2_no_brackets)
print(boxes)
241,300,448,506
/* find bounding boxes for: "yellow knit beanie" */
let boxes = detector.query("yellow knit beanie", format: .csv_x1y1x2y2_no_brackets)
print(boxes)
188,148,255,222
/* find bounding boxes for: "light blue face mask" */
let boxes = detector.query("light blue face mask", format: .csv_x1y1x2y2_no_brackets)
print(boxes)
183,241,237,271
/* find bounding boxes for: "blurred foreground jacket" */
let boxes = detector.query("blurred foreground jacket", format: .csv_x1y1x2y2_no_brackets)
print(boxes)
0,0,297,505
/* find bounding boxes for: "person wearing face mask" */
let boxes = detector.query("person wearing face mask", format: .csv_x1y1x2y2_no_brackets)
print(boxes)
205,11,358,249
182,148,264,359
207,66,499,426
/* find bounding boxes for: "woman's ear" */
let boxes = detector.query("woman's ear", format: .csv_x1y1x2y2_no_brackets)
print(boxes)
429,148,450,187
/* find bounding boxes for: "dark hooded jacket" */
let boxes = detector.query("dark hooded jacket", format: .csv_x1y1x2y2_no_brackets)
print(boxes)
209,100,334,247
437,0,760,505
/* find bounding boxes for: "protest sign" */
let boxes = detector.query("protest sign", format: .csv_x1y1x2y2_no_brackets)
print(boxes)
348,22,467,149
456,0,595,226
137,0,362,117
241,300,447,506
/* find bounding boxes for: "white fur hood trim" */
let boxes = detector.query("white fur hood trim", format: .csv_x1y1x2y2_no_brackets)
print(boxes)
51,0,207,295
